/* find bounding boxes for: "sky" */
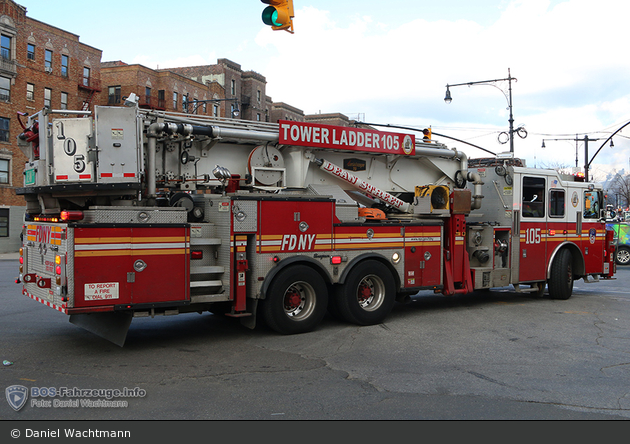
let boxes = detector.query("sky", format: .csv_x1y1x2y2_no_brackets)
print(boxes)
19,0,630,181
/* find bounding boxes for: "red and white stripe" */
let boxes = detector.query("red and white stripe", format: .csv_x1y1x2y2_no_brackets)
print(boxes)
24,289,67,314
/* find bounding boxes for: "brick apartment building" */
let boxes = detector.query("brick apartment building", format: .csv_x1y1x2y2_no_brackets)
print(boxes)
101,58,306,123
101,61,228,117
0,0,102,252
164,59,271,121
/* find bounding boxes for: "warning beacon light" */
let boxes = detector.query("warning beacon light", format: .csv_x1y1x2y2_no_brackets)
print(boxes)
261,0,294,33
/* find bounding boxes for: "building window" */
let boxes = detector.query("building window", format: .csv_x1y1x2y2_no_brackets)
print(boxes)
0,158,8,184
0,208,8,237
45,50,52,70
213,104,219,117
44,87,51,107
0,117,9,142
61,55,69,77
145,87,151,106
0,207,7,237
108,86,121,105
231,79,235,95
26,83,34,101
202,102,207,113
0,76,9,102
257,113,261,121
257,90,261,103
172,92,178,110
549,189,565,217
182,94,188,113
158,90,165,109
82,67,90,86
27,43,35,60
61,92,68,110
1,35,11,60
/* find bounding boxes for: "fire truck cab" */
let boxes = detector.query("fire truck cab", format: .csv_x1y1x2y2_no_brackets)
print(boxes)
466,157,613,300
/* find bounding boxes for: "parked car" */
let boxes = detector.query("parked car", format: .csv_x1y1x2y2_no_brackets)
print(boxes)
606,222,630,265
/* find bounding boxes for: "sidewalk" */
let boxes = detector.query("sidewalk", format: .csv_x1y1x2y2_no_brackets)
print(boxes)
0,252,19,261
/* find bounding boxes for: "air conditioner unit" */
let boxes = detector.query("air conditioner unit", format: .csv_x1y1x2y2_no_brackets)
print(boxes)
44,67,52,73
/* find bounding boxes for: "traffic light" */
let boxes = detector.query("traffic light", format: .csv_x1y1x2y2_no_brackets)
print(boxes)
422,128,432,142
261,0,294,33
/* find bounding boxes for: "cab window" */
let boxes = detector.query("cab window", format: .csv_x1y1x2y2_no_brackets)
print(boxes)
583,191,600,219
522,176,545,218
549,189,565,217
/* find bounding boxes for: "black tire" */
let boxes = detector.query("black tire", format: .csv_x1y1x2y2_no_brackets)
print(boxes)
549,249,573,300
334,260,396,325
615,246,630,266
260,265,328,335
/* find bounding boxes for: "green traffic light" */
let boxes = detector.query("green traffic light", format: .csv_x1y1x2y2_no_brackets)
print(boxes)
262,6,282,27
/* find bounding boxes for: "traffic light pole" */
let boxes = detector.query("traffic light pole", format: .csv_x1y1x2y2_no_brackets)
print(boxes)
357,121,497,156
584,135,594,182
588,119,630,180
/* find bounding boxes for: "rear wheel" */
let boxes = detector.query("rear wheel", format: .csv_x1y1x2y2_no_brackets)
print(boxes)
334,260,396,325
261,265,328,334
549,249,573,300
615,246,630,265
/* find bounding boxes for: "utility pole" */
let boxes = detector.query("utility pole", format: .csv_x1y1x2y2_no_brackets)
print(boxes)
541,134,600,180
582,135,607,181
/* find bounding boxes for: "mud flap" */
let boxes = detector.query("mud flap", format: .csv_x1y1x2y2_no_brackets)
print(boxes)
69,312,133,347
240,299,258,330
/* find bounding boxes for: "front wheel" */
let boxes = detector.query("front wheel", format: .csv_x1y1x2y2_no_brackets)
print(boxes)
549,249,573,300
260,265,328,335
615,246,630,266
334,260,396,325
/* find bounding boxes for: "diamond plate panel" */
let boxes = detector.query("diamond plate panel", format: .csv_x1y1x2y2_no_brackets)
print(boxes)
83,207,187,224
232,200,258,232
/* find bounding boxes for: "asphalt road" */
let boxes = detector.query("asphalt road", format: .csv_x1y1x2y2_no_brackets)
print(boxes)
1,257,629,422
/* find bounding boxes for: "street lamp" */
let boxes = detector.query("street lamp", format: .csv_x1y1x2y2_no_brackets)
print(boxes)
444,68,523,154
444,86,452,104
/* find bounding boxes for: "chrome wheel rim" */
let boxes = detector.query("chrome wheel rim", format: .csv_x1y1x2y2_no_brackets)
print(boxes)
356,275,386,312
283,282,316,320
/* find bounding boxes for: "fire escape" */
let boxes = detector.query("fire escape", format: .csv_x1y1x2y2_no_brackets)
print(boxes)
78,76,101,112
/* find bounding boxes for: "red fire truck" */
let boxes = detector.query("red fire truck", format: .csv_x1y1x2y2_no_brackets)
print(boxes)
15,106,616,345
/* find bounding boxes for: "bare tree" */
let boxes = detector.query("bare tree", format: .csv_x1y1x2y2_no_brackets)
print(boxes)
538,160,573,175
588,166,609,184
608,172,630,208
